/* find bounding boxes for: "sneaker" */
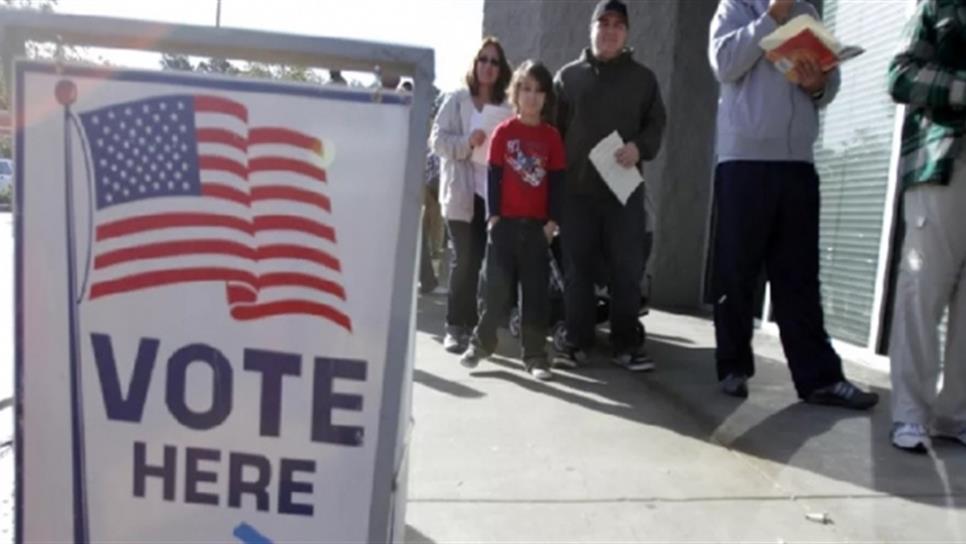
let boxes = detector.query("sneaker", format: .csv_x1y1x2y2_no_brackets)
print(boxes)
526,358,553,381
613,348,655,372
443,332,464,354
804,380,879,410
459,345,489,369
552,346,589,369
891,422,930,453
720,373,749,398
421,285,447,296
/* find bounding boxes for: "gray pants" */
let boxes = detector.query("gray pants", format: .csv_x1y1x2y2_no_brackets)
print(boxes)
890,157,966,432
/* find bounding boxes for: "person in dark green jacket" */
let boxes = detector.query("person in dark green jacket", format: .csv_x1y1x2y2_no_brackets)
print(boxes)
552,0,666,372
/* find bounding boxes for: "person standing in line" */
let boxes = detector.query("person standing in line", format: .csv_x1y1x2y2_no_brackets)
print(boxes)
886,0,966,452
459,60,565,381
419,150,442,295
553,0,666,372
707,0,877,408
430,37,513,354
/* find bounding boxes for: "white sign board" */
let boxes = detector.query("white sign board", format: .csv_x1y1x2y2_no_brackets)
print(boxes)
15,62,414,542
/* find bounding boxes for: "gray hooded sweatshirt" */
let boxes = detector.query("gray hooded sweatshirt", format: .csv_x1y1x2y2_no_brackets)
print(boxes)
708,0,841,163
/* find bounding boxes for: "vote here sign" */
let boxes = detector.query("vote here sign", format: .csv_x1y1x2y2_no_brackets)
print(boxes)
14,61,415,542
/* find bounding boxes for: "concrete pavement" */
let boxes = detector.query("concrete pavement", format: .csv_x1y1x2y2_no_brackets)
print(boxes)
405,293,966,542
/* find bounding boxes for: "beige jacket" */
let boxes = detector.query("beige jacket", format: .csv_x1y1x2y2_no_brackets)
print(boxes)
429,89,481,222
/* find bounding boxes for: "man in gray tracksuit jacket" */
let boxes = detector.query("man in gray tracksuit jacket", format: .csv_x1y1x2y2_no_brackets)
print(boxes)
708,0,877,408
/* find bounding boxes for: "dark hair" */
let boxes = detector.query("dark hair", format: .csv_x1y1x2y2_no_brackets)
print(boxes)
465,36,513,105
508,60,555,124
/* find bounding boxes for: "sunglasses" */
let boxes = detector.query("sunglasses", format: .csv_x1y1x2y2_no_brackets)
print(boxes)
476,56,501,67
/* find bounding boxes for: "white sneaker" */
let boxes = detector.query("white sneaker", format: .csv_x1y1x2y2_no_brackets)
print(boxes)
526,358,553,381
891,422,930,453
529,367,553,381
443,332,465,354
613,349,655,372
459,345,488,369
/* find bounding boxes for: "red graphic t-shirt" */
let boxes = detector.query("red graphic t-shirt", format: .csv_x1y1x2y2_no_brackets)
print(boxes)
487,118,565,220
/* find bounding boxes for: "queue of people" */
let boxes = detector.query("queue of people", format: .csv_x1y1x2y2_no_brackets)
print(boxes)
424,0,964,454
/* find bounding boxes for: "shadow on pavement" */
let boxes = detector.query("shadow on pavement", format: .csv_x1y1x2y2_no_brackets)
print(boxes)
413,369,485,399
403,524,436,544
732,391,966,508
415,295,966,509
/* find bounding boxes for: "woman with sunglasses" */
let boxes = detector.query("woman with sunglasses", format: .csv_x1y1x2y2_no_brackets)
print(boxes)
430,37,513,354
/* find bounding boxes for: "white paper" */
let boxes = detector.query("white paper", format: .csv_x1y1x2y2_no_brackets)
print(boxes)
470,104,513,165
589,131,643,205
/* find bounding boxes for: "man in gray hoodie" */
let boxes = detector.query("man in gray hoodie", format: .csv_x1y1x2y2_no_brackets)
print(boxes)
708,0,877,408
553,0,666,372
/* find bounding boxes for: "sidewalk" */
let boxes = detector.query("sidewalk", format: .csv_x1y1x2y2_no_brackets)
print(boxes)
405,294,966,543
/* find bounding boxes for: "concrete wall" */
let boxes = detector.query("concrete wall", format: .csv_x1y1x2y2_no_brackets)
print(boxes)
483,0,719,310
653,0,719,309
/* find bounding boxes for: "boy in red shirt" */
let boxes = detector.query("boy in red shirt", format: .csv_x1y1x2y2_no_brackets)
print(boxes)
459,60,565,380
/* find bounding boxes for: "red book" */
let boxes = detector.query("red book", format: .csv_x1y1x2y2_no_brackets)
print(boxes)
760,15,864,83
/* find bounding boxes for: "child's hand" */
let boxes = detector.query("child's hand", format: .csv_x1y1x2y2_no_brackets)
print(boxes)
487,216,500,230
543,221,558,243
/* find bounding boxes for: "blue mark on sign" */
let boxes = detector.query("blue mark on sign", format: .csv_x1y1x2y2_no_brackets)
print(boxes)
234,522,273,544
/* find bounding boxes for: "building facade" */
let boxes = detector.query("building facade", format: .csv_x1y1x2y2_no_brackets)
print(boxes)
483,0,934,360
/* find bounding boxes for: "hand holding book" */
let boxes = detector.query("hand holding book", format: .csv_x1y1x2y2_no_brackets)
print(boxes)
759,14,865,84
793,55,827,95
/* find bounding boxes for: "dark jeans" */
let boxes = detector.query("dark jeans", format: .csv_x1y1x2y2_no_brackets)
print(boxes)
419,212,438,291
712,161,844,398
473,219,550,361
445,195,486,331
562,184,647,353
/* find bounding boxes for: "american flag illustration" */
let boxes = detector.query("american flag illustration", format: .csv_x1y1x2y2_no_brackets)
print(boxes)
77,94,352,331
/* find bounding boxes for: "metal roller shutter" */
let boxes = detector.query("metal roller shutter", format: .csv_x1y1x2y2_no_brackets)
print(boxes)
812,1,910,346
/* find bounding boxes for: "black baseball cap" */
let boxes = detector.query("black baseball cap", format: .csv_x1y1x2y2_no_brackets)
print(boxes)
592,0,629,27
